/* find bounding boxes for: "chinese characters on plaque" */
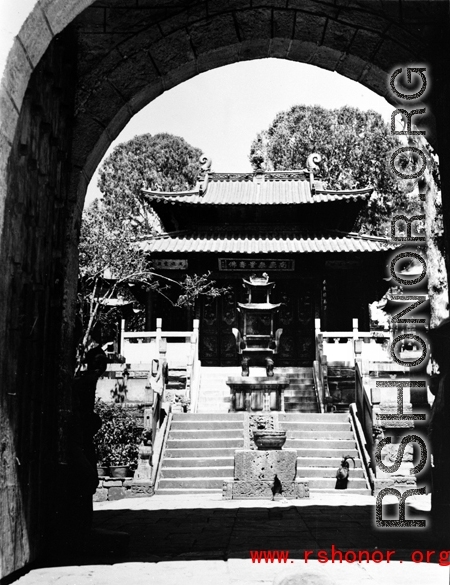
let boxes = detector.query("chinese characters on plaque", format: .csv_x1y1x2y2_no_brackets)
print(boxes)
218,259,294,271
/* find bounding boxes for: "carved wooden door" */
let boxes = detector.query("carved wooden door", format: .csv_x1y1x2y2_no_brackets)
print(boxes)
276,279,315,366
199,288,239,366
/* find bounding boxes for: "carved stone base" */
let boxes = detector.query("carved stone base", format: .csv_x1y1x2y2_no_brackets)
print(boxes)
373,476,418,497
223,448,308,499
222,478,309,500
235,449,297,482
128,479,154,497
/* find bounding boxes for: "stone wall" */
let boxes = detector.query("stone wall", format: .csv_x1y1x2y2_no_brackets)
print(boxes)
94,477,134,502
1,0,450,580
0,28,78,578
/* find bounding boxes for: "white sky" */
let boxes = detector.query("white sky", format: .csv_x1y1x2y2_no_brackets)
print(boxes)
86,58,393,206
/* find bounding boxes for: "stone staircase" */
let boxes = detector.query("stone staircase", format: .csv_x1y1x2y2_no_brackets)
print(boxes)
157,411,370,496
157,413,244,494
278,367,318,413
196,366,319,413
196,367,240,413
164,366,188,401
279,412,371,494
327,364,356,413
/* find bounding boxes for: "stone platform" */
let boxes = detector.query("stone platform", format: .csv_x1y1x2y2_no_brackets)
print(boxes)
222,449,309,499
227,376,289,411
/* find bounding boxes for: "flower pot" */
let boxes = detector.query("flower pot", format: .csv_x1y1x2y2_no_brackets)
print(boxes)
172,403,183,413
109,465,129,478
97,465,109,477
253,430,287,450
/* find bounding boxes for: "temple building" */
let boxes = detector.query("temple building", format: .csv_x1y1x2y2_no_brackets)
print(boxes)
138,155,395,367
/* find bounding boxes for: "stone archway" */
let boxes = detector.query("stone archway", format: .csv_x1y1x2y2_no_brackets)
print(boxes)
1,0,450,579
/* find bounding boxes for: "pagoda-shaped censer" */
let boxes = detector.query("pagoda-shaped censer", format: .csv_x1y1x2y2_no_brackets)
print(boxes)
232,273,283,376
228,273,289,412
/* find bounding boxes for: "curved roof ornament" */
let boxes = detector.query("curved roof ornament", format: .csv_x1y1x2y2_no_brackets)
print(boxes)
306,153,322,172
200,155,212,172
306,153,322,195
199,155,212,195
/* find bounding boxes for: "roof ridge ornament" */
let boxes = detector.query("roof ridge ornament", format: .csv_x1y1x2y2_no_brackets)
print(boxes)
198,155,212,195
306,153,322,195
250,151,266,173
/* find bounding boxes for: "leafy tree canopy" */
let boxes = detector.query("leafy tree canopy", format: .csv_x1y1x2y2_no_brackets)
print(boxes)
77,133,224,359
98,132,202,231
250,104,419,235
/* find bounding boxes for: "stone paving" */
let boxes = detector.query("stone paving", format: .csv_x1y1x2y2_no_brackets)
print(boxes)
13,494,449,585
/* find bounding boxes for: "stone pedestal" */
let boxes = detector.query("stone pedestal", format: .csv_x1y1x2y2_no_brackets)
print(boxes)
223,449,309,499
227,376,289,412
131,426,154,496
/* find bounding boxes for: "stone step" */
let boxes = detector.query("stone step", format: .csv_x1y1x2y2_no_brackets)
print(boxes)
166,438,244,449
310,488,372,495
303,477,368,489
298,456,362,468
279,413,349,422
278,370,314,377
284,396,319,404
158,478,228,489
161,466,234,478
284,439,356,449
163,457,234,467
281,422,350,431
172,413,244,421
289,447,359,458
297,467,365,478
169,429,244,440
284,389,315,396
285,381,314,386
164,448,238,458
285,431,354,440
171,421,243,430
197,408,230,413
157,488,222,495
284,405,319,413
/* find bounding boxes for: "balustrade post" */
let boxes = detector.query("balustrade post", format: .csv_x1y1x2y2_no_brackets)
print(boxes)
158,338,167,402
352,318,359,340
315,318,321,336
156,318,162,349
192,319,199,361
120,319,125,356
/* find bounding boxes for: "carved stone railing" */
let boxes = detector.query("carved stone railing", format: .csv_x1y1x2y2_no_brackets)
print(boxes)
313,319,329,411
119,317,201,491
349,402,375,493
355,359,376,457
185,320,201,413
120,317,197,367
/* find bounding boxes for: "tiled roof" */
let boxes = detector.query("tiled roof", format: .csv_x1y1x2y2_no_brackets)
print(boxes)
142,177,373,206
138,233,395,254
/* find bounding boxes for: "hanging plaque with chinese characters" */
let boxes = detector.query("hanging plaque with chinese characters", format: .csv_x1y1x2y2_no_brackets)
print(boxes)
153,259,188,270
218,258,294,271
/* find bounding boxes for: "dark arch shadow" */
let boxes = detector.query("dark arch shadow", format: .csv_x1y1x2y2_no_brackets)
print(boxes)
36,501,441,568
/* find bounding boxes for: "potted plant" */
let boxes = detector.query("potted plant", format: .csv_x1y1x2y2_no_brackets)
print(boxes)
109,443,138,477
96,461,110,477
93,399,140,477
171,394,184,413
181,396,191,413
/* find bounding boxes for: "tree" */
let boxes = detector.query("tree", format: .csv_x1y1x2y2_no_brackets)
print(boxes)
78,200,225,362
77,134,224,364
250,105,413,235
97,132,202,231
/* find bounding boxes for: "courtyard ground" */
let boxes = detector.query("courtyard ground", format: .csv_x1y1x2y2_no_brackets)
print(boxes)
10,493,449,585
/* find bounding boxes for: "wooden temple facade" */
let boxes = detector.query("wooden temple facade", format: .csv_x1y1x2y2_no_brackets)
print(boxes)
138,157,395,367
